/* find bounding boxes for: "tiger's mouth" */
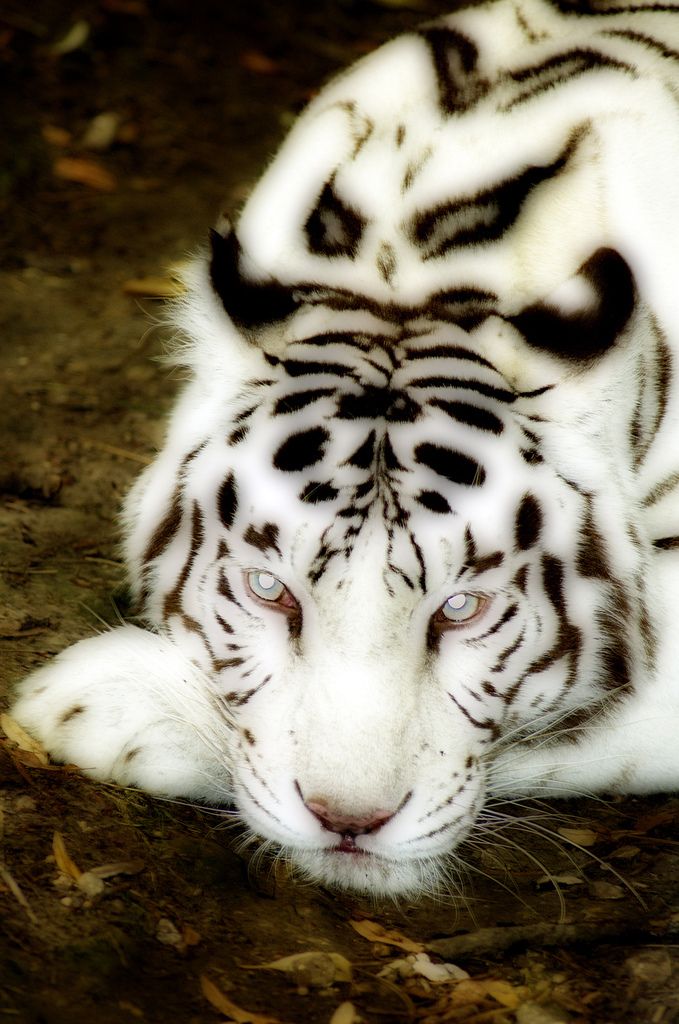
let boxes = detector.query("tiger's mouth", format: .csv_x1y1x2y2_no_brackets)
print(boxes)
290,842,443,897
334,834,370,855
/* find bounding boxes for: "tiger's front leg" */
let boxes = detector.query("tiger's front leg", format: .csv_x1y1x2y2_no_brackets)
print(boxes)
11,625,233,804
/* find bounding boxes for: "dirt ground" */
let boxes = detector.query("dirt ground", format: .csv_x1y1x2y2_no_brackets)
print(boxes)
2,2,679,1022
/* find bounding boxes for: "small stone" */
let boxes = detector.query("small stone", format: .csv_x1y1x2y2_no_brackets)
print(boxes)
14,796,37,813
76,872,105,897
626,950,672,985
156,918,183,947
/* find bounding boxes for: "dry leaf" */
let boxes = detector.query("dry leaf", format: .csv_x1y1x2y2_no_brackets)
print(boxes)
378,952,469,983
122,275,185,298
1,714,49,765
42,124,72,147
450,978,526,1010
516,1001,572,1023
182,924,201,948
118,1002,144,1020
631,807,678,833
482,979,526,1009
81,111,121,151
53,832,82,881
329,1003,360,1024
200,975,284,1024
239,50,281,75
589,880,625,900
54,156,117,192
536,873,584,887
349,919,423,953
51,20,90,55
557,827,597,846
0,862,37,922
251,951,351,988
610,845,641,860
89,859,145,879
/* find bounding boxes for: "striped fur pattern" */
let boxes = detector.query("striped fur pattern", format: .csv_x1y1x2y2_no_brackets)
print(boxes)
12,0,679,896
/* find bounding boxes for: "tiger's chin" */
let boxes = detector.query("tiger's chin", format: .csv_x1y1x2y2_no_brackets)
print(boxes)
287,846,445,898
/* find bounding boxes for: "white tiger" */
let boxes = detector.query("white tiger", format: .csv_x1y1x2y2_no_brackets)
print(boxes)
11,0,679,897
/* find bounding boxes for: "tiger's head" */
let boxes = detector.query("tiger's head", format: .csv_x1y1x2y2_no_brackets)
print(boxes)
126,227,654,896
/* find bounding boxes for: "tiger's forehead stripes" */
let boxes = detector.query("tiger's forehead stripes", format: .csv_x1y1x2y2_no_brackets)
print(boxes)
206,327,563,591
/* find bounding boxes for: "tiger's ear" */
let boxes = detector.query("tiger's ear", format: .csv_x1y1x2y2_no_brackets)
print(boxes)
509,248,636,360
209,219,300,330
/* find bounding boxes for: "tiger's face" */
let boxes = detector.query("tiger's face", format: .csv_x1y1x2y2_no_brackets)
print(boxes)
151,309,637,895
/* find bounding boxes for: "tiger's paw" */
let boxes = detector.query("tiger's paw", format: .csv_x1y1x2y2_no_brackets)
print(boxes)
10,625,233,804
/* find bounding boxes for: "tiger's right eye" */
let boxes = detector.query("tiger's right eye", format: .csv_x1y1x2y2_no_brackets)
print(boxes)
245,571,299,613
248,571,285,602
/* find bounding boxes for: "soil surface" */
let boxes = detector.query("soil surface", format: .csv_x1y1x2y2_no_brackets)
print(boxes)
2,2,679,1022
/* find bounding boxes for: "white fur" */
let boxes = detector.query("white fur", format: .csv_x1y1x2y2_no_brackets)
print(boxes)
11,0,679,897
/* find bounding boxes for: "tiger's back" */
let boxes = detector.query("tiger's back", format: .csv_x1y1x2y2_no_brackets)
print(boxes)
12,0,679,897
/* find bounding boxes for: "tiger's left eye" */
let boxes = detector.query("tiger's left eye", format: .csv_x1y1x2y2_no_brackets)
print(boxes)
246,571,298,612
437,593,486,626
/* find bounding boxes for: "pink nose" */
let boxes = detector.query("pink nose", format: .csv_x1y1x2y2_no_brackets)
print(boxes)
304,799,395,837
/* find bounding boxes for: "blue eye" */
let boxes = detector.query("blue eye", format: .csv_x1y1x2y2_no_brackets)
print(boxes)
439,593,485,625
245,571,299,615
247,571,286,602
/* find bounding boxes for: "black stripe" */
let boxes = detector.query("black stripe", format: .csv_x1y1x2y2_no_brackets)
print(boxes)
346,430,376,469
654,536,679,550
430,398,503,435
409,376,515,403
304,179,366,258
273,388,335,414
282,359,353,379
243,522,281,555
213,657,245,671
415,441,485,487
416,490,452,514
504,49,636,111
643,470,679,509
217,473,238,529
515,494,543,551
541,554,566,614
403,344,496,370
217,569,238,605
576,500,610,578
273,427,330,472
299,481,339,504
470,551,505,577
163,501,204,621
477,603,518,641
512,564,529,594
491,630,526,674
449,692,499,738
337,386,390,420
209,227,299,329
421,26,487,114
227,425,249,446
143,483,182,564
602,27,679,62
409,143,574,258
510,248,635,361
